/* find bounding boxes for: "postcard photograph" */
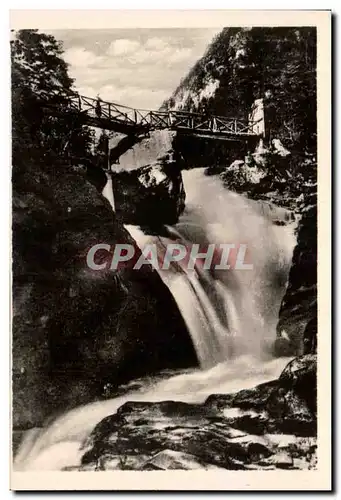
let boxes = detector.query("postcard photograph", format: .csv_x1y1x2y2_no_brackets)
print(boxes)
10,9,331,491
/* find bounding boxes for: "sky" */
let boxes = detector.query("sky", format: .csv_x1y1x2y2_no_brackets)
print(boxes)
49,28,220,110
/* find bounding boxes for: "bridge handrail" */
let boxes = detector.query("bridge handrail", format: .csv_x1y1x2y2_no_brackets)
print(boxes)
35,88,262,136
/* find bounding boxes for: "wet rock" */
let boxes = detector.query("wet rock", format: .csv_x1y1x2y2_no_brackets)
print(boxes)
206,379,278,412
258,450,294,469
79,356,317,471
142,449,221,470
206,365,316,438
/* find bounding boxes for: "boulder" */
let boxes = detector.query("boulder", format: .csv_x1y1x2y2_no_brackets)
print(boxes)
111,160,186,229
220,155,268,192
109,130,186,229
277,354,317,415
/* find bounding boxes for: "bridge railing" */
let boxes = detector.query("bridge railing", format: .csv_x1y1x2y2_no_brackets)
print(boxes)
67,93,139,126
145,111,261,136
36,89,261,136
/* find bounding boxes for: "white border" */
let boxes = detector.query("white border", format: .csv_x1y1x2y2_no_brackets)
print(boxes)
3,6,333,493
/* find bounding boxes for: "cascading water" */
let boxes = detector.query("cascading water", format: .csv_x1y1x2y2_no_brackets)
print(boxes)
102,172,116,211
128,169,296,367
14,168,297,471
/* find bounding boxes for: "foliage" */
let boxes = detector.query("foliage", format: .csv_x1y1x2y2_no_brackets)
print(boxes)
11,29,95,176
163,27,316,153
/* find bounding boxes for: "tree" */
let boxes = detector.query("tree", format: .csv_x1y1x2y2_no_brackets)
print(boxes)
11,29,94,173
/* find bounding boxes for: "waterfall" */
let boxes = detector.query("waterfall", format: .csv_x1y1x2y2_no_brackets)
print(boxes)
101,172,115,211
128,168,296,367
14,168,297,471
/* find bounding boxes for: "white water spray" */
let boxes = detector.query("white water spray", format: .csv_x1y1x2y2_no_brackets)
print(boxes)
14,168,297,471
101,172,115,211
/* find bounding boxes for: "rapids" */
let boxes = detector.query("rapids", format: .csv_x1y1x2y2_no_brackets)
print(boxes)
14,168,297,471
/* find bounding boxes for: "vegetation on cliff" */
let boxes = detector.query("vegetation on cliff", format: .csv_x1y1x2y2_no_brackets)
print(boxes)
11,29,95,175
163,27,316,154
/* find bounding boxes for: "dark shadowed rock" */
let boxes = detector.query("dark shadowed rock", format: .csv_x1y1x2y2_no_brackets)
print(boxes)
276,194,317,355
208,354,316,437
277,354,317,415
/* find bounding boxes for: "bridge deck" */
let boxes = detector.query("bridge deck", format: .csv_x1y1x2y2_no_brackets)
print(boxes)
37,90,263,140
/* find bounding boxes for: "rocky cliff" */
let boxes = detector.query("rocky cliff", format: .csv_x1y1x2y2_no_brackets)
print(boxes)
163,27,316,153
276,192,317,355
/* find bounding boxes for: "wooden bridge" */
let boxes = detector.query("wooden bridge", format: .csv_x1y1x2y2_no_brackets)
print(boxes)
36,89,264,168
37,89,264,140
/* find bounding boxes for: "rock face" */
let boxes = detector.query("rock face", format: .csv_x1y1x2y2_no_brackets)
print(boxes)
111,161,185,229
276,192,317,355
220,145,315,209
12,160,197,430
72,355,316,471
110,130,186,228
112,130,175,172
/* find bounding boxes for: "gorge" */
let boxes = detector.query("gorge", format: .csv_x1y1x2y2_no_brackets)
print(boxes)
12,26,317,472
